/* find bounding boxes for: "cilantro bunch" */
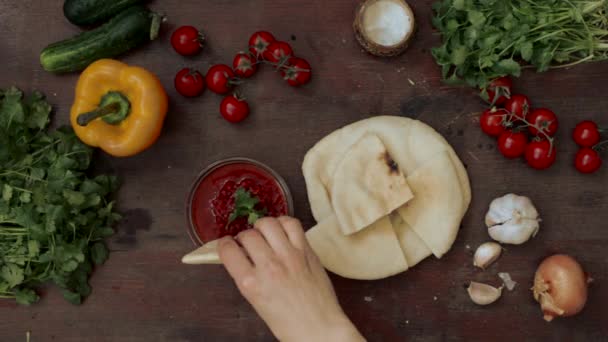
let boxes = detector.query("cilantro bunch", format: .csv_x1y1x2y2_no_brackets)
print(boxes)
0,87,120,305
432,0,608,89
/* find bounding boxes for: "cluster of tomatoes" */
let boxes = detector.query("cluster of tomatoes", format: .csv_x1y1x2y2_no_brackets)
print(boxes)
480,77,558,170
573,121,605,174
170,27,312,123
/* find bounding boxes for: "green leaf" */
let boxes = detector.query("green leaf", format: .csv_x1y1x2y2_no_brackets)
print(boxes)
451,45,468,66
61,260,79,273
495,59,521,76
62,289,82,305
519,41,534,61
14,288,39,305
468,10,486,27
27,240,40,257
2,184,13,202
453,0,466,10
63,189,86,206
19,192,31,203
91,242,109,265
25,91,51,130
1,263,24,288
228,188,266,224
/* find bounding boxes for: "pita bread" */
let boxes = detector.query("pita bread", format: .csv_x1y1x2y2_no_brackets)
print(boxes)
303,116,469,222
331,134,414,235
389,212,432,267
181,239,221,264
307,215,408,280
396,151,464,258
303,116,471,280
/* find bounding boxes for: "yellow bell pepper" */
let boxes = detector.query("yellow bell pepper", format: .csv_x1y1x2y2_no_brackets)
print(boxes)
70,59,168,157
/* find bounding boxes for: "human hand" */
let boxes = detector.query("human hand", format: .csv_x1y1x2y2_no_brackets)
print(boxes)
218,216,365,342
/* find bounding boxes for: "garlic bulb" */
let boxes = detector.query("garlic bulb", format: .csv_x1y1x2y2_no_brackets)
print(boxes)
467,281,503,305
485,194,540,244
473,242,502,269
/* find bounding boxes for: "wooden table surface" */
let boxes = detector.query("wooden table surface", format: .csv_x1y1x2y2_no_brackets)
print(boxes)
1,1,607,341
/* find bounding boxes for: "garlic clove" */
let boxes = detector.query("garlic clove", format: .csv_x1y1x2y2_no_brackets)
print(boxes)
467,281,503,305
488,218,539,244
473,242,502,269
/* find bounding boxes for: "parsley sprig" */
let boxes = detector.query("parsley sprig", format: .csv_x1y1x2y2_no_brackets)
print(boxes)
227,188,266,226
0,87,120,305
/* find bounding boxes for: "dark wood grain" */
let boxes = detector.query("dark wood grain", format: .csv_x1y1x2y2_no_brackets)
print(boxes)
1,1,608,341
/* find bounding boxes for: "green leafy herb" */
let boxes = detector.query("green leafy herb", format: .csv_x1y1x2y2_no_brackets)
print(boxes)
432,0,608,89
228,188,266,225
0,87,120,305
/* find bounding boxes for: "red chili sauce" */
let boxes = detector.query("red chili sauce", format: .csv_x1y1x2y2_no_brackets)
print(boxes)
190,162,288,243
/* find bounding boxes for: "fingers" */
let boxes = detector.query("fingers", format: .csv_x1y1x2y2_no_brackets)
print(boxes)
237,229,276,266
218,237,254,281
277,216,307,250
254,217,293,256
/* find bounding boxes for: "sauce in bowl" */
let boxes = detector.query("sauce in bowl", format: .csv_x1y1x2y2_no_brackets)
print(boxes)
187,158,293,245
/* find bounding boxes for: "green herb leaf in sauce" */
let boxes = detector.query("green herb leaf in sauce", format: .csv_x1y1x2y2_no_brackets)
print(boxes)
228,188,266,225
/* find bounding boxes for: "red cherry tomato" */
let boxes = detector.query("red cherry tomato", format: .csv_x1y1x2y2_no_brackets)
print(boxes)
526,108,559,136
206,64,236,94
171,26,205,56
525,139,556,170
480,108,509,137
485,76,512,105
263,41,293,65
249,31,276,59
233,52,258,78
281,57,312,87
572,120,601,147
220,95,250,123
498,131,528,159
504,94,531,122
174,68,205,97
575,147,602,173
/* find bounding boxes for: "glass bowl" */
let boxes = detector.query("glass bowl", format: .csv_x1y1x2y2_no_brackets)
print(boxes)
186,157,294,246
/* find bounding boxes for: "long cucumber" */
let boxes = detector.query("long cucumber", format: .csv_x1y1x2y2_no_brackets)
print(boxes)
40,6,161,74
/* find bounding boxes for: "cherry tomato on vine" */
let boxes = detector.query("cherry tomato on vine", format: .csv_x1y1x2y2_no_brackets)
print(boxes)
249,31,276,59
485,76,512,105
281,57,312,87
480,108,509,137
572,120,601,147
526,108,559,137
525,139,556,170
504,94,531,122
206,64,236,94
574,147,602,174
233,52,258,78
220,95,250,123
498,131,528,159
171,26,205,56
174,68,205,97
263,41,293,65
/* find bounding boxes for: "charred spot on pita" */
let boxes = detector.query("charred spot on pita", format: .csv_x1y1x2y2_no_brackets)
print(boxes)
382,151,399,174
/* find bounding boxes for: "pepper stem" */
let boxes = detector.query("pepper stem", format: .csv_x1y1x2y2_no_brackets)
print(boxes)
76,91,131,127
77,103,121,126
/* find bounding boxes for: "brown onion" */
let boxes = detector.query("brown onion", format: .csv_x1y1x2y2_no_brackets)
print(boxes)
532,254,590,322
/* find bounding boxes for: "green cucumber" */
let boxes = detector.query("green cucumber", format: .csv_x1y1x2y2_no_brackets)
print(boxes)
63,0,145,26
40,6,161,74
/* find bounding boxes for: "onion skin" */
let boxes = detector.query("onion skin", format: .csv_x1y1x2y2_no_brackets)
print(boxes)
533,254,589,322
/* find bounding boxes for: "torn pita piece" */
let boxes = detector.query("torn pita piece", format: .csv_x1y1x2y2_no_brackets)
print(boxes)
182,239,221,264
331,134,413,235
